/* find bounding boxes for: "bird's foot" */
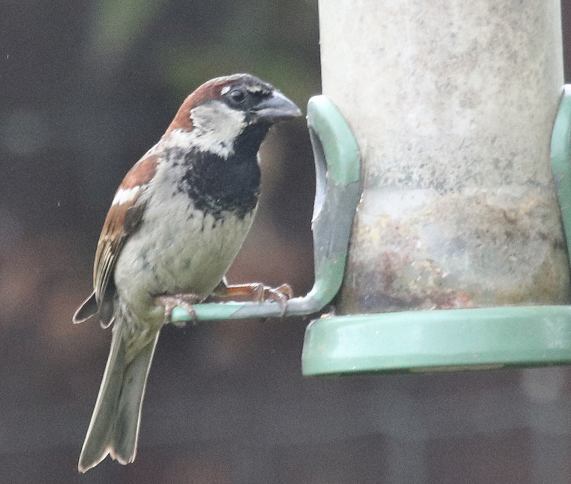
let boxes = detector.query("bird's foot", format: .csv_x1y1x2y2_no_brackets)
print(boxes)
155,293,202,327
208,280,293,316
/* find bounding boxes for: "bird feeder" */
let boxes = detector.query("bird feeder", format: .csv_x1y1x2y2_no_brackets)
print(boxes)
175,0,571,376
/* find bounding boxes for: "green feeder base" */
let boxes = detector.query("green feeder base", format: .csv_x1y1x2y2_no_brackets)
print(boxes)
302,85,571,377
302,306,571,376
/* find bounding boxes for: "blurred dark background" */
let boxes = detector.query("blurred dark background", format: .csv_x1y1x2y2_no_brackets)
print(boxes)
2,1,571,483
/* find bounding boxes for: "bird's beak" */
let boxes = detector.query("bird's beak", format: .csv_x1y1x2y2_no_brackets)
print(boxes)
253,91,302,123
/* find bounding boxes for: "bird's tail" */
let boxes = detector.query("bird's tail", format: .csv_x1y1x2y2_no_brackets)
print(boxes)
78,319,160,473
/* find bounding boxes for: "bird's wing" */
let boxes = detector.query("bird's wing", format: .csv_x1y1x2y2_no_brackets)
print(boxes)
93,153,159,306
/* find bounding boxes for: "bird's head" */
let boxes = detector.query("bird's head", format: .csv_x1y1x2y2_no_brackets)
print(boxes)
166,73,301,158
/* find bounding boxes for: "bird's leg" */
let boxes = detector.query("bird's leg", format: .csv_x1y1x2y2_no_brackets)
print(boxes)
207,278,293,316
155,293,202,327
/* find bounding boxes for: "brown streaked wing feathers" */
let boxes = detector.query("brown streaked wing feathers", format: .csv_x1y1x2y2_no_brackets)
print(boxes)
92,155,158,305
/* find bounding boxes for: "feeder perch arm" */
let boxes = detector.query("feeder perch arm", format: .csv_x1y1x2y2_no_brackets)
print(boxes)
170,95,361,324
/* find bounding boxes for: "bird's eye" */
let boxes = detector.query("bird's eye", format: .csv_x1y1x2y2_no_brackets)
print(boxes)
228,89,246,104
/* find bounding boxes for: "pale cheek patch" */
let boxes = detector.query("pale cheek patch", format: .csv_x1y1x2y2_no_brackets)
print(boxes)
113,186,140,206
188,101,246,157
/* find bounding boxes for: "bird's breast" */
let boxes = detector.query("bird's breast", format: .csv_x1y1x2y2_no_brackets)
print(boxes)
113,156,258,319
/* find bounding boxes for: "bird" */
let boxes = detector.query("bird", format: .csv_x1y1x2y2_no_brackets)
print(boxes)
73,73,301,472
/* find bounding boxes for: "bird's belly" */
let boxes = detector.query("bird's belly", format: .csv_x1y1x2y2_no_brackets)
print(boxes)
114,195,255,317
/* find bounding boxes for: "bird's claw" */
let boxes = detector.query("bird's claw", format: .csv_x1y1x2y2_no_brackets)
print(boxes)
251,283,292,316
156,294,201,327
207,281,294,317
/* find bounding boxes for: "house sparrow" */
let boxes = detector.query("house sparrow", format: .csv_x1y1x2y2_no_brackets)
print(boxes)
73,73,301,472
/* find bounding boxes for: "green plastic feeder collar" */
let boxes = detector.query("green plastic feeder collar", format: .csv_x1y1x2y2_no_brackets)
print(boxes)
301,86,571,376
